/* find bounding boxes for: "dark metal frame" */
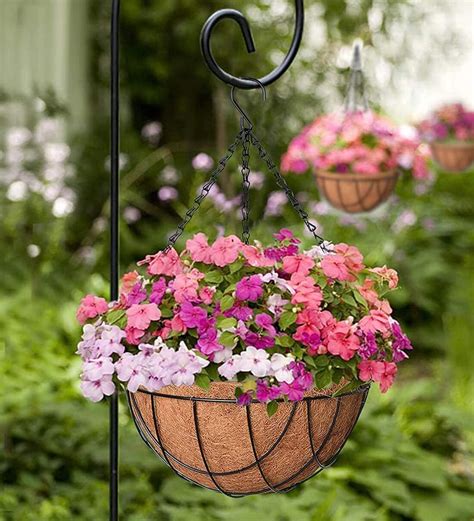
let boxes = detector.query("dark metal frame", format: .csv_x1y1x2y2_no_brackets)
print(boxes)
127,385,369,498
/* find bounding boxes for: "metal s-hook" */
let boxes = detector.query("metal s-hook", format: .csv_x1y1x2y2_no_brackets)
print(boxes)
231,78,266,130
200,0,304,89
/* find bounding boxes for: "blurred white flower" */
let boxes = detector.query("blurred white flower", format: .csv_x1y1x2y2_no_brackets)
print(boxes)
392,210,417,233
141,121,162,146
158,186,178,202
52,197,74,217
27,244,41,258
311,200,331,215
35,118,62,143
6,127,31,148
160,166,179,184
248,170,265,189
192,153,214,171
105,153,128,172
264,191,287,217
123,207,141,224
43,143,70,163
7,181,28,201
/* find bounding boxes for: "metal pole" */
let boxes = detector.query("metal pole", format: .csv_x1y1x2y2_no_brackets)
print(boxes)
110,0,120,519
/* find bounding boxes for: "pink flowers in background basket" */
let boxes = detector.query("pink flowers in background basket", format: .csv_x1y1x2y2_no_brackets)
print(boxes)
418,103,474,142
281,111,429,180
76,229,412,411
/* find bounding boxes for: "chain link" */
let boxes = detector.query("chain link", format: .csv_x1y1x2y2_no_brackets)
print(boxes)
240,129,252,244
166,130,244,249
249,131,325,245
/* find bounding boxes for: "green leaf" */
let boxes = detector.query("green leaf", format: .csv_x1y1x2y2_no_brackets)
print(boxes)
314,355,329,367
206,363,220,382
216,317,236,330
219,331,237,347
204,271,224,284
194,373,210,390
315,368,332,388
304,355,317,368
278,311,296,330
160,307,173,318
229,260,244,274
266,401,279,417
276,335,294,348
220,295,235,312
353,289,368,307
341,293,357,307
334,379,364,396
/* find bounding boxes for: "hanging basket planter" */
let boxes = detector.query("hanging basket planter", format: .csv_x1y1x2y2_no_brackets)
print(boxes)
314,170,399,214
429,141,474,172
418,103,474,173
127,382,368,496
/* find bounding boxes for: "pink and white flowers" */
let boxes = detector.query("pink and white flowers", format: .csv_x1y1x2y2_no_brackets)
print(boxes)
75,229,413,409
281,111,430,180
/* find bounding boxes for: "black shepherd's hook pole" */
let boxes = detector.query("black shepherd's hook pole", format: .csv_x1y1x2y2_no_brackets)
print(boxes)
110,0,120,519
200,0,304,89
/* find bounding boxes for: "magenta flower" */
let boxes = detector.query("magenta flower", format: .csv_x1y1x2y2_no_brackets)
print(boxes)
245,332,274,350
126,282,147,307
255,313,276,337
224,304,253,321
149,278,167,305
391,321,413,362
179,302,207,329
237,392,253,406
236,275,263,302
357,331,378,360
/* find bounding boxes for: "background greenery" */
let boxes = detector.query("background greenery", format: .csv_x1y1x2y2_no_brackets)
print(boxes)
1,1,473,520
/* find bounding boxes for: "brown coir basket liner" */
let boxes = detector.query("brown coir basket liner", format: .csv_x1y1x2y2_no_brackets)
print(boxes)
127,381,369,497
430,141,474,173
315,170,398,213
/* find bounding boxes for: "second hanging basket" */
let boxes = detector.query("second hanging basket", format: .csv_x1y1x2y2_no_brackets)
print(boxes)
128,382,369,496
315,170,399,213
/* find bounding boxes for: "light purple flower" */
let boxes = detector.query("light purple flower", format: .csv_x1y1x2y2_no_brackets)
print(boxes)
171,342,209,386
158,186,178,202
82,356,115,381
218,356,242,380
266,294,289,316
192,153,214,171
115,353,147,392
264,191,287,217
80,376,115,403
96,326,126,357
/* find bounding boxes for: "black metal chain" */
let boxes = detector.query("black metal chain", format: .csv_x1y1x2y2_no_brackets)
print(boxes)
249,131,325,245
166,130,244,249
240,129,252,244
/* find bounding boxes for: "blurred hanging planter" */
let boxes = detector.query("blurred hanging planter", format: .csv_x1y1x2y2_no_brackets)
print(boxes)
92,2,415,502
418,103,474,172
281,44,430,213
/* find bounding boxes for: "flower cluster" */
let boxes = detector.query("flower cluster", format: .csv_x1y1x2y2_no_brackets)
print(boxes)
418,103,474,143
75,229,412,410
281,111,429,180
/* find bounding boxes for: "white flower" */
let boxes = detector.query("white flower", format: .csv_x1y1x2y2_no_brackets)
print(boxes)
261,271,295,295
218,355,242,380
213,347,234,364
270,353,294,384
266,294,289,316
239,346,271,378
304,241,334,259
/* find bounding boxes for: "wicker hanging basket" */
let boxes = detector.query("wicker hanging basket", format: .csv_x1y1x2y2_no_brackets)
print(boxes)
127,382,369,497
315,170,399,214
430,141,474,173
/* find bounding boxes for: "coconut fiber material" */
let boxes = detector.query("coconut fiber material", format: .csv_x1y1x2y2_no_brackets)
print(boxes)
315,170,398,213
430,142,474,173
127,382,369,496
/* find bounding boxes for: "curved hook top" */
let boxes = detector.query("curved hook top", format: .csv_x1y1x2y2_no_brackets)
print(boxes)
200,0,304,90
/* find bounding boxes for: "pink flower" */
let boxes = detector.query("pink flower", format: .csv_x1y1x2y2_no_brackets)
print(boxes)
334,243,365,273
370,266,399,289
274,228,300,243
320,254,350,281
186,233,212,263
241,245,275,267
282,254,315,276
140,248,183,277
289,273,322,308
199,286,216,304
357,279,379,306
358,310,391,336
209,235,242,267
126,303,161,330
236,275,263,302
76,295,108,324
327,320,360,361
170,314,187,333
125,326,145,345
358,360,397,393
172,273,199,303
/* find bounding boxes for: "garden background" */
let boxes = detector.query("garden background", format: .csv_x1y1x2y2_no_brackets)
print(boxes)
1,0,474,519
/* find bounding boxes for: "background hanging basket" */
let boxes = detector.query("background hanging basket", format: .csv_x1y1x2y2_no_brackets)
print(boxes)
315,170,399,213
128,382,369,497
430,141,474,172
